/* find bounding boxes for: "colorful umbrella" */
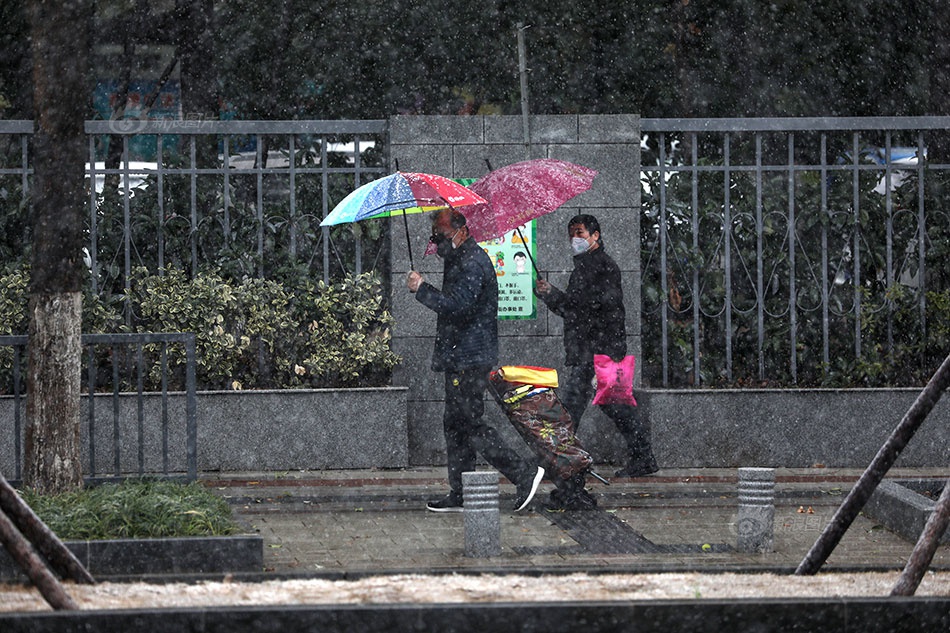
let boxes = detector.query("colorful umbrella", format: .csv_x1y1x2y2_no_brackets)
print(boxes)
321,171,488,269
465,158,598,271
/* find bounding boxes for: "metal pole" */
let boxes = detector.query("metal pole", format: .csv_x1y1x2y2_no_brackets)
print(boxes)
517,23,531,161
795,351,950,575
891,479,950,596
515,227,539,277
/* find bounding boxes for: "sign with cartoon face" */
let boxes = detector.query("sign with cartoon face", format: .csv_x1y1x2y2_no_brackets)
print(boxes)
480,221,536,320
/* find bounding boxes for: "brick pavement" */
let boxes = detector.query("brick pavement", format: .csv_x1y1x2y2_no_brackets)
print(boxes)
204,467,950,577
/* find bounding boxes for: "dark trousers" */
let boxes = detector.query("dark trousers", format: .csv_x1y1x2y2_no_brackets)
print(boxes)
443,367,531,495
559,362,657,468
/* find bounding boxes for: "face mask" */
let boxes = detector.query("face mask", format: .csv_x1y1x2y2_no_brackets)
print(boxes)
433,229,460,258
571,236,591,255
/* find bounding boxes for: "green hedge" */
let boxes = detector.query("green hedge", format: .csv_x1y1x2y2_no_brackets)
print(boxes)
0,267,400,391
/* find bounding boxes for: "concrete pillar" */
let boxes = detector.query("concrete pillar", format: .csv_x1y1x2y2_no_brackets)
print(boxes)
462,470,501,557
737,467,775,553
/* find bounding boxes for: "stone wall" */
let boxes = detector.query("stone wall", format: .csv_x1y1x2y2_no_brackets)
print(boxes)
3,386,946,473
640,388,950,469
389,114,642,467
0,388,410,476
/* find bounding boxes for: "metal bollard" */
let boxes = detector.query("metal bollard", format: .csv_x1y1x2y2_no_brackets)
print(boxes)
462,471,501,558
737,467,775,553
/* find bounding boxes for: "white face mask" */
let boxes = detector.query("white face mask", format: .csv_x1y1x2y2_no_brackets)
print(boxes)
571,236,592,255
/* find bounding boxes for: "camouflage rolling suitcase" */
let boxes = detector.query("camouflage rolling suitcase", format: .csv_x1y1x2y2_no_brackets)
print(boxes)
488,365,593,481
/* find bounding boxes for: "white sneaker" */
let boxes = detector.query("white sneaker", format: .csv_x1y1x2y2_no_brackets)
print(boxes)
514,466,545,512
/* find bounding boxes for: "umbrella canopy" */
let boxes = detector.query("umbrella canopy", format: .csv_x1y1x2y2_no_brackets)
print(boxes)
466,158,598,243
320,171,486,226
321,171,488,269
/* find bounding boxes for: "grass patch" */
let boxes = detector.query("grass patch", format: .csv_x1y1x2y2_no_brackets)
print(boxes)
21,479,240,540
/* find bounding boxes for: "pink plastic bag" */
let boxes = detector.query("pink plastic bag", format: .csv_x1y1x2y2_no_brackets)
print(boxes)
592,354,637,406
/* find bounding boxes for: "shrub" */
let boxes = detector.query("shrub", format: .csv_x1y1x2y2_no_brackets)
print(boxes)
281,274,399,388
126,267,399,390
0,266,124,336
128,267,269,390
0,267,124,394
0,266,400,391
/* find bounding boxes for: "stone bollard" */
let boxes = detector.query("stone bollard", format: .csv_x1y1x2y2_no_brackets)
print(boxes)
737,467,775,553
462,471,501,558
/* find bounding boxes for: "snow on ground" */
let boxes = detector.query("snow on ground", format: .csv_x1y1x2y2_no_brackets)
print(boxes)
0,571,948,612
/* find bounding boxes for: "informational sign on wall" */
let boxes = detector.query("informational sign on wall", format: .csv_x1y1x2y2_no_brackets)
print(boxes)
480,222,537,320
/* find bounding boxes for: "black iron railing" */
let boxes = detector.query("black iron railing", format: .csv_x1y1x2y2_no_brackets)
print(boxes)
0,332,197,484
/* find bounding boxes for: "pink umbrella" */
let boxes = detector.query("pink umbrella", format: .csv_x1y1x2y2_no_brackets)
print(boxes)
466,158,598,244
421,159,598,259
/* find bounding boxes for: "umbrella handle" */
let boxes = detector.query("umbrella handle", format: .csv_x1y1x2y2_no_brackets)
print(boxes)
516,226,539,277
403,209,415,270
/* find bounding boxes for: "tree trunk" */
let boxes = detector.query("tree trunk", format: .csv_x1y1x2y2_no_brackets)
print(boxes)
24,294,83,494
25,0,91,495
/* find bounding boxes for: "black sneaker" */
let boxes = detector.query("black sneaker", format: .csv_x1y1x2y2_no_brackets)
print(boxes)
513,466,545,512
543,486,598,512
569,489,598,511
426,492,463,513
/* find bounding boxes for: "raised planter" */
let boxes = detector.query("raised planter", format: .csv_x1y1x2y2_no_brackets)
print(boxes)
0,535,263,581
634,388,950,468
3,385,948,472
196,387,410,471
0,387,410,476
865,479,949,544
408,386,950,469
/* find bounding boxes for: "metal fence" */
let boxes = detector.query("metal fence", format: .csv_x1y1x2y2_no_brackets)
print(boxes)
0,119,389,304
640,117,950,388
5,116,950,390
0,332,197,484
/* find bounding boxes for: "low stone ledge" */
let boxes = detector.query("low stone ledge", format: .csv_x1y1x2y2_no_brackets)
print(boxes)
0,535,263,581
0,598,948,633
865,479,949,544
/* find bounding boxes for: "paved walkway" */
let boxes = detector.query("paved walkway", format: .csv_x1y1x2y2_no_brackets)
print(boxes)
203,466,950,577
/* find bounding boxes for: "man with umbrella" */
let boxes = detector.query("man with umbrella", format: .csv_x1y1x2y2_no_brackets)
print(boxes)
535,214,659,509
407,209,544,513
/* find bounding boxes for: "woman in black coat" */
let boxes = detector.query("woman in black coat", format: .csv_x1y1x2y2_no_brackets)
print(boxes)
536,214,658,508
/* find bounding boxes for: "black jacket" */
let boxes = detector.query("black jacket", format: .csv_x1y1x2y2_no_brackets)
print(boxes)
538,246,627,365
415,237,499,371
